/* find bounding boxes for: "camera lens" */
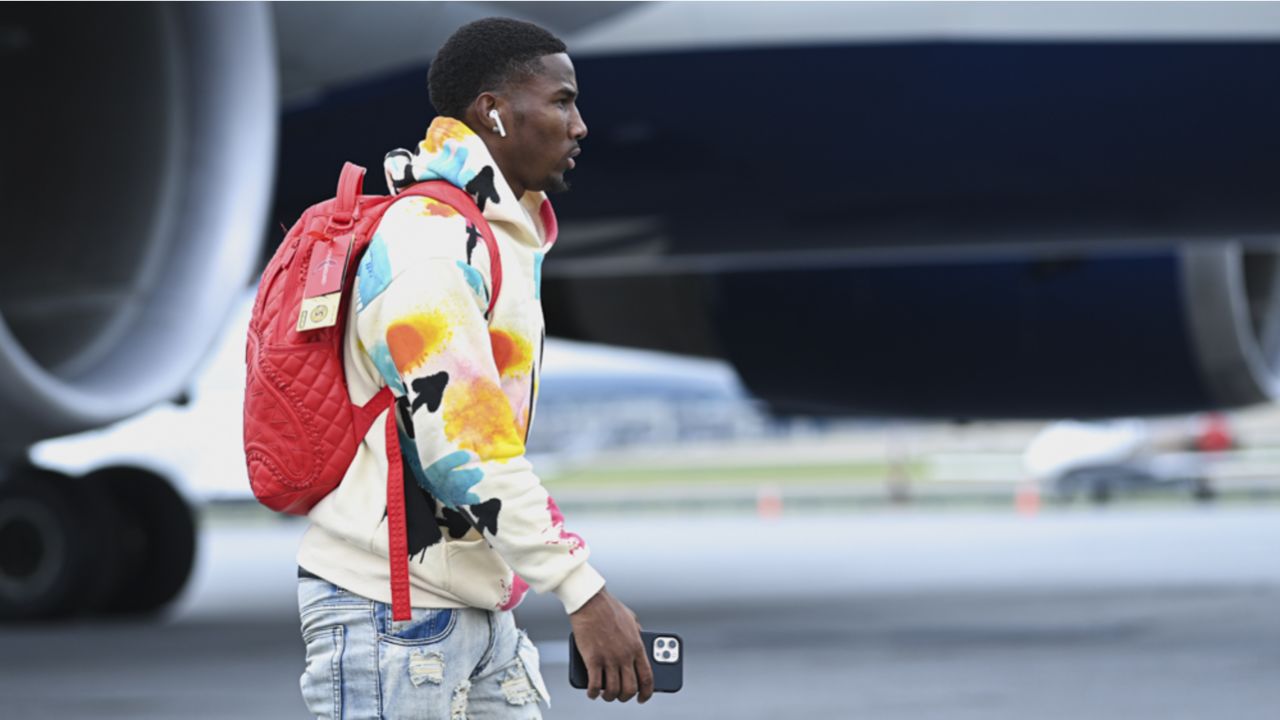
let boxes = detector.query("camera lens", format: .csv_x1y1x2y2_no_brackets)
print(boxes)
656,640,666,649
662,651,671,660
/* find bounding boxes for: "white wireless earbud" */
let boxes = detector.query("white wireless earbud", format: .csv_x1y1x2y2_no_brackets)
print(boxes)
488,109,507,138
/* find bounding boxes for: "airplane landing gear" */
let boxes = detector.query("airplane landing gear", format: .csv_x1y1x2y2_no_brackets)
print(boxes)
88,467,197,616
0,463,196,622
0,467,89,620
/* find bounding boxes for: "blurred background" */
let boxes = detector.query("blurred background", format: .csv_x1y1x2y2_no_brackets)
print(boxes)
3,2,1280,718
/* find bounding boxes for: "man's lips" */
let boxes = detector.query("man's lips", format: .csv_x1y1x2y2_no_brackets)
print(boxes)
567,148,581,169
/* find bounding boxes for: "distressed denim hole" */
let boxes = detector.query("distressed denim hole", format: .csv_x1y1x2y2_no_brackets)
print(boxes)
408,649,445,687
500,665,539,706
450,679,472,720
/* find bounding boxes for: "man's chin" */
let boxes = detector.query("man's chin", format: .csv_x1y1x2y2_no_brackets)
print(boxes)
541,173,572,195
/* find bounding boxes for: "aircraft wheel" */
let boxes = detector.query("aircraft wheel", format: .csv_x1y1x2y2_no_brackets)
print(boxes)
1052,475,1079,503
1192,477,1217,502
1088,479,1114,504
0,465,120,620
90,467,197,617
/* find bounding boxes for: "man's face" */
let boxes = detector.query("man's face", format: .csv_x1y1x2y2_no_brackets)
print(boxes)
502,53,587,194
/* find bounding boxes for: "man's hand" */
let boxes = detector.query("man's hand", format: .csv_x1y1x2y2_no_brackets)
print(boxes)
569,588,654,703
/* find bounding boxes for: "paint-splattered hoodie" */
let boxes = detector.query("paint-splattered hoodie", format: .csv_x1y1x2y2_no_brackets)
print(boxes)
297,117,604,614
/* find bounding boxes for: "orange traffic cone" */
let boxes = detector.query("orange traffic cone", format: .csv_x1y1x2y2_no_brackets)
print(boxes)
757,484,783,519
1015,480,1041,517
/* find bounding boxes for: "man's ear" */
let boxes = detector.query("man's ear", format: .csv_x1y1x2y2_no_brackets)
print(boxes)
474,92,498,117
472,92,506,137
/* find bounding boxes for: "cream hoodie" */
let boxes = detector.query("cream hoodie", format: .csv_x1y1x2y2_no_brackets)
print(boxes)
297,117,604,614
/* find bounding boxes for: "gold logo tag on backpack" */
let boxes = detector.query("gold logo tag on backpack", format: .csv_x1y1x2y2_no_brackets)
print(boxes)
297,234,354,332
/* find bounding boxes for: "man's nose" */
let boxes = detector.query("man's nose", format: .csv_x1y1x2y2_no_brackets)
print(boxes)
570,106,588,140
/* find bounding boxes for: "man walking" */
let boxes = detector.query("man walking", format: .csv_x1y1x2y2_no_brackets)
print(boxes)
296,17,652,718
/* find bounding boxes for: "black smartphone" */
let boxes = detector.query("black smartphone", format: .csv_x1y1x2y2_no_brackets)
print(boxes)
569,631,684,693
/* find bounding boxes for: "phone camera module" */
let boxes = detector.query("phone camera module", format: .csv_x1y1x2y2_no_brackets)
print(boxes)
653,636,680,664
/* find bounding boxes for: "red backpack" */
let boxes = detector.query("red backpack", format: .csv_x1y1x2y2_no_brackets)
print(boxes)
243,162,501,620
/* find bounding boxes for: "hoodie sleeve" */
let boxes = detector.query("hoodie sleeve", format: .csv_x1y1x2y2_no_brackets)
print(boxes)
354,197,604,613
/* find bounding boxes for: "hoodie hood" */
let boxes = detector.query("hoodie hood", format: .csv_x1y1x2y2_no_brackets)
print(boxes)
383,117,556,248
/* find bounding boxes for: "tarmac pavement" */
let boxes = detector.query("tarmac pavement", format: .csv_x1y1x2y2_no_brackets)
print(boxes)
2,504,1277,719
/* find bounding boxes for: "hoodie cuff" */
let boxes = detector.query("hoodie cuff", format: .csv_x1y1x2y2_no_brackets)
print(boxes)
552,562,606,614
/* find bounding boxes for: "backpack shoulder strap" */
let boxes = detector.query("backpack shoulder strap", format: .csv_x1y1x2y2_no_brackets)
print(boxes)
393,181,503,320
373,181,502,623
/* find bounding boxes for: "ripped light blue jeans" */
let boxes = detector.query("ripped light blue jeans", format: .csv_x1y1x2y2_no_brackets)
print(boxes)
298,576,549,719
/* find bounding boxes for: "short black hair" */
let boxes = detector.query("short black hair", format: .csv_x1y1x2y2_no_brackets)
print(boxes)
428,17,568,120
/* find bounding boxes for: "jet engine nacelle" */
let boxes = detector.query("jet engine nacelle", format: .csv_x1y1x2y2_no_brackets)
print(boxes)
0,3,275,451
543,244,1280,419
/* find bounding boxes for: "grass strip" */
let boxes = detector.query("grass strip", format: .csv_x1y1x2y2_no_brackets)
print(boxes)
542,460,926,488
